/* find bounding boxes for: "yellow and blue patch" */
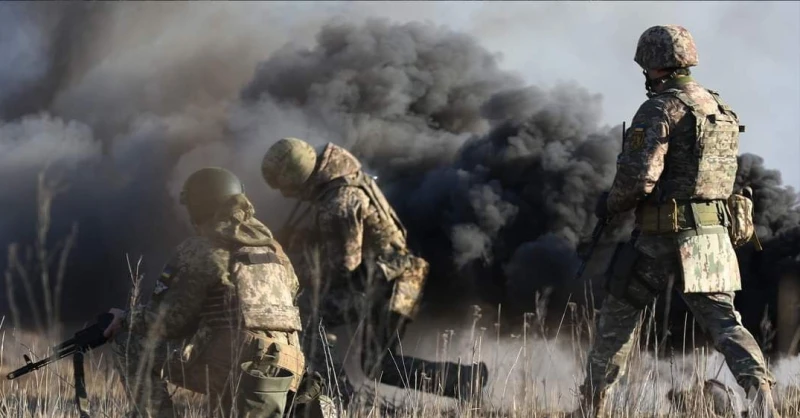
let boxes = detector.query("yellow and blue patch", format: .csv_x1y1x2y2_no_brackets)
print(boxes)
153,264,175,295
628,127,646,151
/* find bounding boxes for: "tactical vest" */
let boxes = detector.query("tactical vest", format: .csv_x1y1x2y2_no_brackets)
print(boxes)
199,243,303,333
315,171,408,255
657,88,740,201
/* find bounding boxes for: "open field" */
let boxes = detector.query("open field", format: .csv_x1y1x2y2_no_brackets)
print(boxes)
2,307,799,418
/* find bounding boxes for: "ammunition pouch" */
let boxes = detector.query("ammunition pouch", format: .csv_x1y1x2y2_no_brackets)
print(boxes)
385,254,430,319
251,305,304,333
244,333,306,392
636,199,729,235
288,372,340,418
726,192,761,249
604,240,661,309
239,360,295,418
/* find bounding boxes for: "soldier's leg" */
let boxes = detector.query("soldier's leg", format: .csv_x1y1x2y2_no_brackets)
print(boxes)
359,287,488,399
110,330,178,418
173,330,297,418
300,289,357,404
575,239,673,417
360,299,407,383
680,292,780,416
577,294,643,413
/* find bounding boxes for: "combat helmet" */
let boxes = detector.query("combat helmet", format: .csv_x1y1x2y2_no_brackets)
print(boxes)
180,167,245,224
634,25,698,70
261,137,318,196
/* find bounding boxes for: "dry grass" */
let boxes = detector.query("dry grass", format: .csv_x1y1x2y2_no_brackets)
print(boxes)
2,169,800,418
2,305,800,418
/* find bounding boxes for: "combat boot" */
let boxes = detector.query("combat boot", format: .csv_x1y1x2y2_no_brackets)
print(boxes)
566,386,608,418
747,381,781,418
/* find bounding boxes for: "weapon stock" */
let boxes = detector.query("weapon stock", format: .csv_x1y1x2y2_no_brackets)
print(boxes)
575,121,625,280
576,216,610,280
7,313,115,418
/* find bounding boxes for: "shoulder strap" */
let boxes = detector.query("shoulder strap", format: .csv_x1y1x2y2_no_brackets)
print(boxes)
356,172,408,237
311,171,408,238
663,88,701,113
706,89,744,132
231,251,281,266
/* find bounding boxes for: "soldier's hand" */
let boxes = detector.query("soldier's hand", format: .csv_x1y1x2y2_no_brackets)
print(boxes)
103,308,127,339
595,191,610,219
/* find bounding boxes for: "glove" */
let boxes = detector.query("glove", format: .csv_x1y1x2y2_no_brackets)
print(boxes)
595,192,610,219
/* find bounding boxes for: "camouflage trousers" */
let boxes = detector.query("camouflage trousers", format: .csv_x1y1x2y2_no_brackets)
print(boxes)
110,328,296,418
583,235,776,399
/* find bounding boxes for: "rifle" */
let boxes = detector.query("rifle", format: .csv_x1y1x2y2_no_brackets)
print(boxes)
576,121,626,280
7,313,114,418
576,216,610,280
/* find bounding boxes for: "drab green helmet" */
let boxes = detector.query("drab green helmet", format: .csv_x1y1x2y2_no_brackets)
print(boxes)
180,167,245,224
261,137,318,196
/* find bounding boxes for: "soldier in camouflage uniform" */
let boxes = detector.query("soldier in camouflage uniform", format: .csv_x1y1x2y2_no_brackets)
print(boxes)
570,25,780,418
103,167,317,418
261,138,488,404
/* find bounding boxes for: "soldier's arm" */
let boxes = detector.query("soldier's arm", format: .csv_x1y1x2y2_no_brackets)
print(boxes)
317,188,367,273
128,240,224,339
606,97,681,214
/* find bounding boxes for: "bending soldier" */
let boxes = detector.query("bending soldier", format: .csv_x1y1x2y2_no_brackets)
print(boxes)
570,25,780,418
261,138,488,404
103,167,316,417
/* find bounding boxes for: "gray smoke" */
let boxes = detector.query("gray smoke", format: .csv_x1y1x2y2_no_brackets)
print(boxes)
0,3,325,324
237,19,628,318
236,18,800,327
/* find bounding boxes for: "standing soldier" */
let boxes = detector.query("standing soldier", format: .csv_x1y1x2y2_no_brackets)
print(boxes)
261,138,488,404
102,167,324,418
571,25,780,417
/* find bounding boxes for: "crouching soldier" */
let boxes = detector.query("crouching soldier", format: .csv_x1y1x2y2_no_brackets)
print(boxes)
261,138,488,404
103,167,324,417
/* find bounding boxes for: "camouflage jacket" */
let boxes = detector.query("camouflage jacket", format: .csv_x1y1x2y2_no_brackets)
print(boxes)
304,143,409,279
126,194,302,358
607,75,739,214
607,75,742,293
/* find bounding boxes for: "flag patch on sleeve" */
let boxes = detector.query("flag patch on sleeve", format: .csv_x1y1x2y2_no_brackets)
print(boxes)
629,127,646,150
154,264,175,295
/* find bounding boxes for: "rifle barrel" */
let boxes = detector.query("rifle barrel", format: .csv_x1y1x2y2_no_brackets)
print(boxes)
7,345,77,380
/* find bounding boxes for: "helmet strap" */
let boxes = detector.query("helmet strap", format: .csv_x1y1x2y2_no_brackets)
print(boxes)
643,69,686,98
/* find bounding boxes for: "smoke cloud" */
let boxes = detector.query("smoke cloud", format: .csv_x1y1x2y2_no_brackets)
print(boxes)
1,3,798,350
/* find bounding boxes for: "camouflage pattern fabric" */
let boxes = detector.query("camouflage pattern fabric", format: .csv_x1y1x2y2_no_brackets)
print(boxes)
727,192,756,248
583,74,775,408
388,255,430,318
309,144,427,312
606,75,741,293
677,230,741,293
288,143,429,399
634,25,699,70
112,194,304,417
111,328,290,418
584,235,774,396
606,76,739,213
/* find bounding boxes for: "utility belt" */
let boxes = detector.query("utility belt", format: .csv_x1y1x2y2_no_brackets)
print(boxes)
636,198,729,235
243,332,306,392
